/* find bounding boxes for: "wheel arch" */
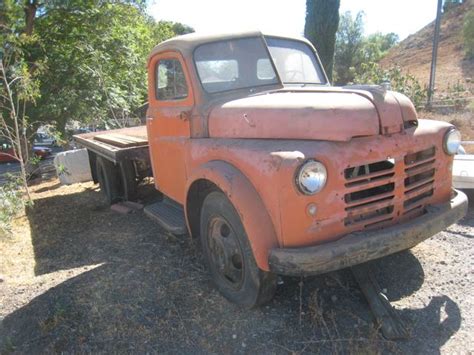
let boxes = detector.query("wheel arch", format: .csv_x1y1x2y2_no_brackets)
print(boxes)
185,160,279,271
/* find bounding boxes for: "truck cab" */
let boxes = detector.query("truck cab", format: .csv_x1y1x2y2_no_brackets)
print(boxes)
81,31,468,307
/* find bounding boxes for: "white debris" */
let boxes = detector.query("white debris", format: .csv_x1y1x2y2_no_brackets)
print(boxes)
54,148,92,185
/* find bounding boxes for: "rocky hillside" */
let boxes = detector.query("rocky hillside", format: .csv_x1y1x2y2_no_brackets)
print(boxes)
380,0,473,93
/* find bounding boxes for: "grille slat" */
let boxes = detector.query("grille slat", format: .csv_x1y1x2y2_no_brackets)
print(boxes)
405,156,436,169
345,209,394,228
345,198,394,216
344,160,396,227
342,146,436,233
404,160,436,177
345,191,395,208
405,146,436,166
405,177,434,192
345,178,396,195
404,188,434,209
403,146,435,211
345,170,395,187
405,180,435,198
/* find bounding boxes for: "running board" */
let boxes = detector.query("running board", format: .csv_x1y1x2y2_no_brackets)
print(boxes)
144,199,187,235
352,263,409,340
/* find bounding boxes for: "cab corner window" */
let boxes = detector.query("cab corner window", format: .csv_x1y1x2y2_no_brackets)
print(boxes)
155,59,188,101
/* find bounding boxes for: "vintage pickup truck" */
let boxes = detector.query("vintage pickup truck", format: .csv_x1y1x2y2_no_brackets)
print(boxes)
76,31,468,307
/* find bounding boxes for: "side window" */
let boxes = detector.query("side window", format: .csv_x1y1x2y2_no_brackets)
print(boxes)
155,59,188,101
257,58,276,80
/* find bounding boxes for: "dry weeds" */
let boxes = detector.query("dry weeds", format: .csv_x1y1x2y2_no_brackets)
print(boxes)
0,179,473,353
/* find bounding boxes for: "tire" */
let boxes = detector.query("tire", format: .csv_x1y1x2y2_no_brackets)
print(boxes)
200,191,277,307
119,160,137,201
96,156,121,204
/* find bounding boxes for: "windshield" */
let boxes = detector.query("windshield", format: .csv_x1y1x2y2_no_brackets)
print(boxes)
193,36,326,94
194,37,279,94
265,37,326,84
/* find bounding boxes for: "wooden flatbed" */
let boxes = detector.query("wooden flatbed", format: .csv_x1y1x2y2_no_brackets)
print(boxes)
74,126,150,164
74,125,153,203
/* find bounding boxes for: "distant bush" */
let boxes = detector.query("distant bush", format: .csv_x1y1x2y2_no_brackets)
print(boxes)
354,63,427,108
0,175,27,234
464,8,474,58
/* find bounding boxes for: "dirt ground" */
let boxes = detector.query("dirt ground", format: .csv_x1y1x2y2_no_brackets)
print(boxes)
0,179,473,354
380,0,473,93
422,109,474,153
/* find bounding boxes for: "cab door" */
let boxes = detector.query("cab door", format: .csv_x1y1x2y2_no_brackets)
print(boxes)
147,52,194,203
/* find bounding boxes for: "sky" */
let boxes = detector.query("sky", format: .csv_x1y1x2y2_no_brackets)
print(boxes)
149,0,440,40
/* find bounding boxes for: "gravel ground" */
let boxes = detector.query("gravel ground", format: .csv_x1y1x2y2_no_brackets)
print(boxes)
0,180,473,354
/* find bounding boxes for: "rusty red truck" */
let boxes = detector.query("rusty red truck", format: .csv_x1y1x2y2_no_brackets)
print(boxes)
76,31,468,307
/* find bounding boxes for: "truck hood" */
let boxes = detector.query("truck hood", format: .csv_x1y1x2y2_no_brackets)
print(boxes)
208,88,416,142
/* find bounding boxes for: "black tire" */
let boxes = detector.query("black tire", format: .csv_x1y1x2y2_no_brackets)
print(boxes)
200,191,277,307
96,156,121,204
119,160,137,201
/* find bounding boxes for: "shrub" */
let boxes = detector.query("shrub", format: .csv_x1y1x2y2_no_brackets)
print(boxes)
354,62,427,108
0,174,28,234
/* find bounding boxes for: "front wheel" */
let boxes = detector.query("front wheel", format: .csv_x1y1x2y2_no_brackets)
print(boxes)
200,191,277,307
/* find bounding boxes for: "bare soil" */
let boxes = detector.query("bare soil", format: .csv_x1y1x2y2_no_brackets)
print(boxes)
420,109,474,153
380,0,474,94
0,178,473,354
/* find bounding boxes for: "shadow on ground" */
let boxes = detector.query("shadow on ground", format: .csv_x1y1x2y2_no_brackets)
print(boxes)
0,187,463,353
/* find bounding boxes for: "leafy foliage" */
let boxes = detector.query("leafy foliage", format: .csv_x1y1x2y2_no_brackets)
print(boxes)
354,63,427,108
334,11,399,85
0,1,192,230
304,0,340,81
1,1,193,133
464,8,474,59
31,4,191,130
333,11,365,85
0,174,28,234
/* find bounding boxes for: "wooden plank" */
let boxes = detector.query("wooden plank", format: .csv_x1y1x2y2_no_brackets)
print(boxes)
352,263,409,340
94,133,148,148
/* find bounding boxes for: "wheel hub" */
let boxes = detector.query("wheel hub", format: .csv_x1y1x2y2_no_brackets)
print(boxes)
208,217,244,288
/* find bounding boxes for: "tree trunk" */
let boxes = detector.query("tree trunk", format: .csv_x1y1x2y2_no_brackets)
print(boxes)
304,0,340,82
24,0,38,36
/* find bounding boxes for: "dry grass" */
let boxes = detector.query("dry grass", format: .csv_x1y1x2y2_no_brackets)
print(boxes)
380,0,474,94
0,178,472,353
421,109,474,153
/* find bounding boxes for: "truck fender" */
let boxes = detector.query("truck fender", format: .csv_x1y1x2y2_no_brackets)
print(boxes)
185,160,279,271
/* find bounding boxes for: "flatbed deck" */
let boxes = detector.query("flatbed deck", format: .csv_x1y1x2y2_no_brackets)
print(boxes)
74,126,150,164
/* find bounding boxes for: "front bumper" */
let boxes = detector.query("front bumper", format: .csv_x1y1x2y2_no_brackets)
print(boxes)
268,189,468,276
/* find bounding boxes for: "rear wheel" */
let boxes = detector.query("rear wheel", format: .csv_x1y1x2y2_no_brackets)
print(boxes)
119,160,138,201
96,156,120,204
200,191,277,307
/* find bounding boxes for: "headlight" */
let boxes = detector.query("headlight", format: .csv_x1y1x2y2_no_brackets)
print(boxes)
443,127,461,155
295,160,327,195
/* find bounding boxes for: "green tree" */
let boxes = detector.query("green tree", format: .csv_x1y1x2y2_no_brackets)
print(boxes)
1,1,193,133
333,11,398,85
333,11,364,84
170,21,195,35
304,0,340,81
30,3,158,131
362,32,399,63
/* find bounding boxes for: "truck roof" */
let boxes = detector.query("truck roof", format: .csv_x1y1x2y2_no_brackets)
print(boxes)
149,30,313,59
